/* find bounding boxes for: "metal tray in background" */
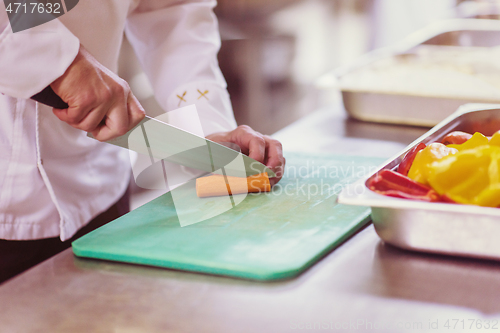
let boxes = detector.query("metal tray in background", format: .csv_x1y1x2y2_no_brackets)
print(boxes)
338,103,500,260
316,19,500,127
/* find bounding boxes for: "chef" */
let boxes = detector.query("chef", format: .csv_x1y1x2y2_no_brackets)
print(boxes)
0,0,285,283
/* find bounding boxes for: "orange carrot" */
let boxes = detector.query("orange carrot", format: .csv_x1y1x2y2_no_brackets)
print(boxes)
196,172,271,198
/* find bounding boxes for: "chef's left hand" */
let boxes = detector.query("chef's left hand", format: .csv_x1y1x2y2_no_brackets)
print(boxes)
207,125,285,185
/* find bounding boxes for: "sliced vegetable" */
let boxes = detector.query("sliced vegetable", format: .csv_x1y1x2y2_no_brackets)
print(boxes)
196,172,271,198
397,142,426,176
427,145,500,207
407,143,458,186
441,131,472,145
368,169,440,202
447,132,489,151
489,132,500,147
373,129,500,207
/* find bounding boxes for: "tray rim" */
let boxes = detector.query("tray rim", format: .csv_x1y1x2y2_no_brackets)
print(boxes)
337,102,500,217
316,18,500,91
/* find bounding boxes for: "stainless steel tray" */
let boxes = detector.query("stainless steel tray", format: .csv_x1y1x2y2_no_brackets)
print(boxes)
338,103,500,260
316,19,500,127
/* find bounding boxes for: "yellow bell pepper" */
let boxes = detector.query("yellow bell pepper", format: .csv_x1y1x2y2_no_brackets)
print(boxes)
407,143,458,186
427,145,500,207
447,132,489,151
489,132,500,147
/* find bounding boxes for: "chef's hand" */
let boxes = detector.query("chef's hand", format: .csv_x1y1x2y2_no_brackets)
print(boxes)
50,45,145,141
206,125,286,185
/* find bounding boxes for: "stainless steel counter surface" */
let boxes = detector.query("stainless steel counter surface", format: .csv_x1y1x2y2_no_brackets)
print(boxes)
2,104,500,333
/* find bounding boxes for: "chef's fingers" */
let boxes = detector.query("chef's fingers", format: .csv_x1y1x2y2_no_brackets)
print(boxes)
205,132,230,144
206,127,285,185
263,135,285,185
248,136,266,163
127,92,146,129
50,45,145,141
230,125,266,163
52,106,87,125
90,106,128,141
90,92,145,141
52,95,99,126
52,81,116,132
64,87,113,132
52,107,71,123
73,104,110,133
89,83,146,141
269,157,285,186
51,71,113,126
90,89,130,141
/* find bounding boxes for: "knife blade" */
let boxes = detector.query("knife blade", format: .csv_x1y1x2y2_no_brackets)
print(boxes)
88,116,276,178
30,87,275,178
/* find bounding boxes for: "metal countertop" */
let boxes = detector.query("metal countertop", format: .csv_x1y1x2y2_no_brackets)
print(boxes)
1,104,499,333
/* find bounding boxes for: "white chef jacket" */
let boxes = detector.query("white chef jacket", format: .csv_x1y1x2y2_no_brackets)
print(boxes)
0,0,237,241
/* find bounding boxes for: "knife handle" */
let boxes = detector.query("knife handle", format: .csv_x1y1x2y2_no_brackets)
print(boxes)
31,86,69,109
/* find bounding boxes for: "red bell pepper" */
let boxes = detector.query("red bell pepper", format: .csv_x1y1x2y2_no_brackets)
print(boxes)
397,142,426,176
368,169,440,202
441,131,473,145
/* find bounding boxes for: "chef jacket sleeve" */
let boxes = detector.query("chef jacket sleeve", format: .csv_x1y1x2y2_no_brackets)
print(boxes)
0,2,80,99
125,0,237,137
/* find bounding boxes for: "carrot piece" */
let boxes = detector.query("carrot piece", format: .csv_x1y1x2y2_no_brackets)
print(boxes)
196,172,271,198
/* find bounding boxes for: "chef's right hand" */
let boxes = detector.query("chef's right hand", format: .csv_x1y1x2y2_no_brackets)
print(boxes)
50,44,145,141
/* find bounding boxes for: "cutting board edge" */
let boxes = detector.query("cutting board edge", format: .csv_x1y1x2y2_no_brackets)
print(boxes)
71,210,372,281
73,246,296,281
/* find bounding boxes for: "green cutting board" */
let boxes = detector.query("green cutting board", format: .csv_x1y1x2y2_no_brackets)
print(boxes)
72,153,384,280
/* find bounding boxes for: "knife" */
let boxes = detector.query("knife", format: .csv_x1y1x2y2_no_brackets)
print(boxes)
31,87,275,178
